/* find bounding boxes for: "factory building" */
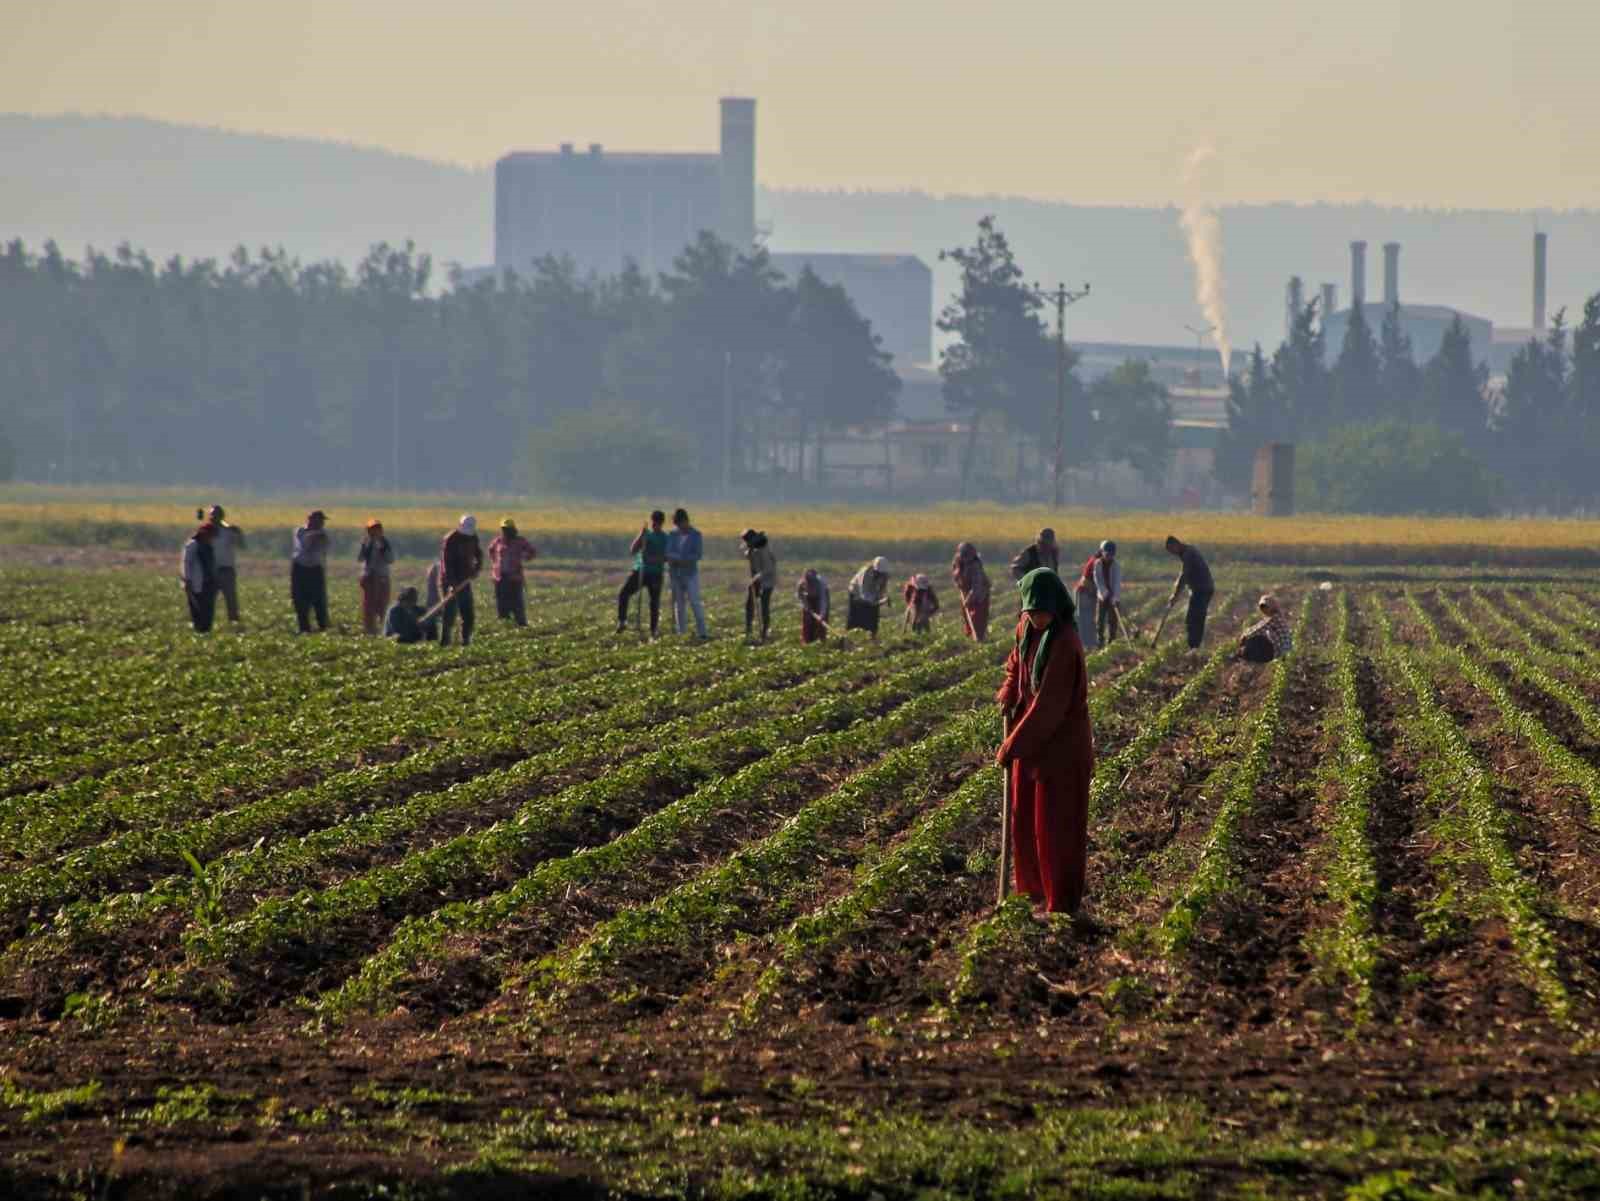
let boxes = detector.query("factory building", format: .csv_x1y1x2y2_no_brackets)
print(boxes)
1318,235,1549,374
493,98,755,280
488,98,932,366
769,253,932,364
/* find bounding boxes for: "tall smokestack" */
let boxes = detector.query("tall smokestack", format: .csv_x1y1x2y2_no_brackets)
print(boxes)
1286,276,1304,337
1321,283,1337,319
1383,242,1400,307
719,97,756,252
1534,232,1548,331
1350,241,1367,309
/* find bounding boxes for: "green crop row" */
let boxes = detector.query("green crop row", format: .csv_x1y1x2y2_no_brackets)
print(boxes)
1457,591,1600,744
319,666,1004,1019
1409,594,1600,822
1307,591,1382,1018
0,638,882,934
186,647,995,968
1374,598,1570,1023
1157,592,1315,955
1,615,736,862
948,611,1245,1004
737,763,1000,1024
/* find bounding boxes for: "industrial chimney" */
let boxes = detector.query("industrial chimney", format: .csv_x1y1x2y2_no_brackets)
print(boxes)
1321,283,1338,320
1383,242,1400,307
719,98,756,252
1534,232,1548,331
1350,241,1367,309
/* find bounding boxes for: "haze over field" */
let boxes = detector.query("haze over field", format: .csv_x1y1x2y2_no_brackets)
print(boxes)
5,114,1598,351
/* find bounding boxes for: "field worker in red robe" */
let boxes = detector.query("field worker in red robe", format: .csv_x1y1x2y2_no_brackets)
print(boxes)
995,567,1096,914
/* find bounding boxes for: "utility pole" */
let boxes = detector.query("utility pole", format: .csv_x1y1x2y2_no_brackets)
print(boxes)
721,350,734,499
1031,282,1091,507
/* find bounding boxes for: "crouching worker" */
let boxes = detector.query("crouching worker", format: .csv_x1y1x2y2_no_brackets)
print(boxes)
1238,594,1293,663
995,568,1096,915
385,585,431,644
796,568,830,644
903,573,940,633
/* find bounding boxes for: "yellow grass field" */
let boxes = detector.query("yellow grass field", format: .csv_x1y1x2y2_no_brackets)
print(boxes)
1,484,1598,567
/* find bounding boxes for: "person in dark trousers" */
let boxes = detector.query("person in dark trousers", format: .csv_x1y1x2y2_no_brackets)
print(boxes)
666,508,708,639
180,522,219,632
1010,527,1061,582
439,514,484,647
1165,535,1215,649
1073,540,1120,651
741,528,778,641
206,504,245,624
995,567,1095,914
846,557,891,638
488,517,537,627
384,586,429,644
290,509,331,633
617,510,669,635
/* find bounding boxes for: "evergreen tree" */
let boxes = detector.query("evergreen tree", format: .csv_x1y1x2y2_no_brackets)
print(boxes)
1418,315,1490,454
936,216,1061,497
1215,343,1287,493
1271,296,1330,439
1331,300,1381,425
1496,316,1570,509
1571,293,1600,421
1377,301,1422,418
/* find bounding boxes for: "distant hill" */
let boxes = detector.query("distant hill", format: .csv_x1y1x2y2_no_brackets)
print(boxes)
5,113,1597,352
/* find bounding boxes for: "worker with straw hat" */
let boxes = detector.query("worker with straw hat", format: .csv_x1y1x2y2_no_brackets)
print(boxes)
356,518,395,636
488,517,538,628
995,568,1095,914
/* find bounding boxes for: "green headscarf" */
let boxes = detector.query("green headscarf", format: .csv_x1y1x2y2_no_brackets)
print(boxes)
1016,567,1076,691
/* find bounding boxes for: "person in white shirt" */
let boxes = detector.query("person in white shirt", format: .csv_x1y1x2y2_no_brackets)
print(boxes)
206,504,246,624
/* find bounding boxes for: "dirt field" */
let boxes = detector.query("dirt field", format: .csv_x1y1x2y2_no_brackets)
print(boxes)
3,560,1600,1199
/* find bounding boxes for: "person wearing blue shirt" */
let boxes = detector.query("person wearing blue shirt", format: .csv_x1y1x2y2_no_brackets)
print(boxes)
666,507,708,640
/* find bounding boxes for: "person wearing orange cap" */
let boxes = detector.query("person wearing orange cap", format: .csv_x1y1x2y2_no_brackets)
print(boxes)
488,517,538,627
290,509,331,633
356,519,395,636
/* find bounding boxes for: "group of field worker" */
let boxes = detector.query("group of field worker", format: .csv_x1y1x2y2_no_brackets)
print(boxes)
179,505,1297,918
179,507,537,646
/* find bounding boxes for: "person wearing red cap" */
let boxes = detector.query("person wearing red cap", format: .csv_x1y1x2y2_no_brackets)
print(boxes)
290,510,331,633
356,519,395,636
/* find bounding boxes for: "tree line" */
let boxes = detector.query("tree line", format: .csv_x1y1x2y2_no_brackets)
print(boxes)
1219,291,1600,514
0,234,898,494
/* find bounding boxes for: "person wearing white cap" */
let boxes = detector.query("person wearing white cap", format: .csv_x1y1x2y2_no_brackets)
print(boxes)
846,556,891,639
437,514,484,647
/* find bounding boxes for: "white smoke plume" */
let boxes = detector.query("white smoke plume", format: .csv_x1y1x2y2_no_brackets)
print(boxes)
1179,145,1232,378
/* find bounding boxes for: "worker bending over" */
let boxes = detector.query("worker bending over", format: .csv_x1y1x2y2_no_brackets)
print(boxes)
1165,535,1214,650
796,568,830,644
951,542,991,641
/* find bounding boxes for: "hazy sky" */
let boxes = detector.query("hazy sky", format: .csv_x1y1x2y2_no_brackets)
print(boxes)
7,0,1597,208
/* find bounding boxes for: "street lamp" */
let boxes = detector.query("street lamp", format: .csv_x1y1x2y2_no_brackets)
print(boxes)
1029,282,1091,508
1183,322,1216,357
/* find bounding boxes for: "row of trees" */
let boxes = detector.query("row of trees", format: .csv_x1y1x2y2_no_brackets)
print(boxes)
1220,290,1600,512
0,235,898,492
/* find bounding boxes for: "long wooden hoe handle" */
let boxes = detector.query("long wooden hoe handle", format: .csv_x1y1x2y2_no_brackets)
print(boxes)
996,715,1013,906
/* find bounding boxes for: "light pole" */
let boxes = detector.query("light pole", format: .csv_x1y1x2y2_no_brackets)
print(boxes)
1030,282,1091,508
1183,322,1216,359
